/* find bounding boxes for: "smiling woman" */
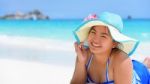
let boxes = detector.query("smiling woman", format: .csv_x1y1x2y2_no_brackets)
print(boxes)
71,12,150,84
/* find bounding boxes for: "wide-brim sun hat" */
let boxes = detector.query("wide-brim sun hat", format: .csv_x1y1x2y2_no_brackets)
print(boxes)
73,12,139,56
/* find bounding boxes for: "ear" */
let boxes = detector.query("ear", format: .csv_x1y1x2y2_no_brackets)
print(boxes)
112,42,118,48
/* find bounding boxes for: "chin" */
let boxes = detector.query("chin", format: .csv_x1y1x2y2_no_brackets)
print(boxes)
89,47,103,54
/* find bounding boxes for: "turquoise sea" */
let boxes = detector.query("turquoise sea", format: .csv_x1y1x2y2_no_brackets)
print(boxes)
0,19,150,41
0,19,150,66
0,20,81,41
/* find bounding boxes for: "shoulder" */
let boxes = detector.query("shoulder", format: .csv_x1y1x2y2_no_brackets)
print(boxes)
111,48,132,66
111,48,133,73
111,48,133,83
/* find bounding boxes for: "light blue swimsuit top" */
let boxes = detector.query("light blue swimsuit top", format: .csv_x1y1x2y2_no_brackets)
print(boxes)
86,55,114,84
86,55,141,84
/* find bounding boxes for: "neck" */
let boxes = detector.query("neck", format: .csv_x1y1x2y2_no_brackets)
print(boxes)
92,52,111,65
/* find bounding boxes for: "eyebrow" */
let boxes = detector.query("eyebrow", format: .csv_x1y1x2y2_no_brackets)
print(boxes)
101,33,109,36
90,28,96,32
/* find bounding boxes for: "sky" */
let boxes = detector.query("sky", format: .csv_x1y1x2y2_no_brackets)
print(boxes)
0,0,150,19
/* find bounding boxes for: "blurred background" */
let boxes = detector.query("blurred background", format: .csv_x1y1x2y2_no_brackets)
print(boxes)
0,0,149,84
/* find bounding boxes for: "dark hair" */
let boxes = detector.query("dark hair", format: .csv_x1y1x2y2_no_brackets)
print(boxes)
88,26,95,34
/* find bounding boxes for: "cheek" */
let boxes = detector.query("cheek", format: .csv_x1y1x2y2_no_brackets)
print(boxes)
102,41,114,48
87,34,93,42
87,36,91,45
87,35,95,47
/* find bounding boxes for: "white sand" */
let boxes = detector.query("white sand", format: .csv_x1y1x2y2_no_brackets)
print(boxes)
0,59,74,84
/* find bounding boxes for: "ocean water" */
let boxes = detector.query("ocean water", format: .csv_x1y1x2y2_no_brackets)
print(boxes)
0,19,150,84
0,20,80,41
123,19,150,42
0,19,150,41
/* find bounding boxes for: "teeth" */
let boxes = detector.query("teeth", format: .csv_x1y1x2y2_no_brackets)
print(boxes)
92,42,101,47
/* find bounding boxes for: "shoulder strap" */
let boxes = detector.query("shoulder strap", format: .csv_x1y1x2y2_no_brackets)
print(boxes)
106,58,110,82
86,54,93,70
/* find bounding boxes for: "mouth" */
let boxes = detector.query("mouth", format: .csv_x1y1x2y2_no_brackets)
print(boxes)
91,42,102,48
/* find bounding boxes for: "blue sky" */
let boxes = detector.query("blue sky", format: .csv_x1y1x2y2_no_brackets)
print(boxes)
0,0,150,19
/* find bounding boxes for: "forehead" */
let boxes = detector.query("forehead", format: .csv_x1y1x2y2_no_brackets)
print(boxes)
90,25,109,33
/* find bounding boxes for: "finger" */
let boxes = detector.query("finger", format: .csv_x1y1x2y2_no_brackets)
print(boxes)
81,45,88,53
81,44,85,50
74,42,78,52
74,42,82,53
78,42,84,49
77,42,84,55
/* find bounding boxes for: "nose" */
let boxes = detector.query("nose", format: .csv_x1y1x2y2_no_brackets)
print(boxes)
92,34,101,43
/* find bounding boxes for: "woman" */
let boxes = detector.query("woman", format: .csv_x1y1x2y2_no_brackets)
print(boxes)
71,12,150,84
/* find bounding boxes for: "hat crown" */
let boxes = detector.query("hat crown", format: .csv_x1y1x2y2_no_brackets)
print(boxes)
99,12,123,32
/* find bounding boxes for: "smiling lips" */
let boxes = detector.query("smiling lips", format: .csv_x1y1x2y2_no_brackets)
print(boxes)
91,42,102,48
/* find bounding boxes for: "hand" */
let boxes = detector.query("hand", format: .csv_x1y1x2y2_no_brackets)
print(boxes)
74,42,89,64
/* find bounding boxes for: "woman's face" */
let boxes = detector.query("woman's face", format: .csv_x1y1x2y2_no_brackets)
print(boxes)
87,25,117,54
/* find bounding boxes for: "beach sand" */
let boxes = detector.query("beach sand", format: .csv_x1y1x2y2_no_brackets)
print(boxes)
0,59,74,84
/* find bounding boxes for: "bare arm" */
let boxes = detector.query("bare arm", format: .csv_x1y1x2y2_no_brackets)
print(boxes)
70,42,89,84
70,58,87,84
113,51,133,84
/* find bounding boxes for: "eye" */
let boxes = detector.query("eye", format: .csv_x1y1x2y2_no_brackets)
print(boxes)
101,35,106,38
90,30,96,34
